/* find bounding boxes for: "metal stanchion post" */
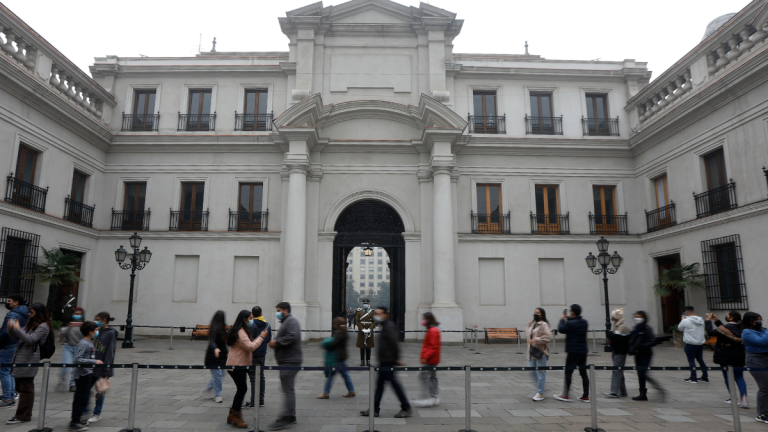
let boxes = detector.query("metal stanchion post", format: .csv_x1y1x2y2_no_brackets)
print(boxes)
474,330,481,354
517,334,521,354
119,363,141,432
463,329,467,348
584,364,605,432
552,330,558,354
363,365,378,432
169,326,174,350
727,367,742,432
458,365,475,432
592,330,597,353
251,365,263,432
29,361,52,432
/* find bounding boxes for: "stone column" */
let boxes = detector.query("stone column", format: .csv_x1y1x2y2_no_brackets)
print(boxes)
431,166,456,306
283,162,309,304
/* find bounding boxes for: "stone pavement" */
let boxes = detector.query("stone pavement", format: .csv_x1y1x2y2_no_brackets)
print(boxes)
4,335,764,432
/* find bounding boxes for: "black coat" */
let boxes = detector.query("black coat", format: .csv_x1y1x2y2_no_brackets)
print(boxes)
608,332,630,355
558,316,589,354
250,319,272,360
628,323,656,357
706,320,746,367
376,319,399,364
205,326,228,367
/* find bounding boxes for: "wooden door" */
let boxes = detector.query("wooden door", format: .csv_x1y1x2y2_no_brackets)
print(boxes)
53,250,82,322
654,175,672,226
476,184,502,232
657,254,682,332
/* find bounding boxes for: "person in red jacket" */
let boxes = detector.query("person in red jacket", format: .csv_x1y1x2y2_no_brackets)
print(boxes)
413,312,440,407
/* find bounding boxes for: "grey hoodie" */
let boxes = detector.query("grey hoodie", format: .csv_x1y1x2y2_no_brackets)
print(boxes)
679,315,706,345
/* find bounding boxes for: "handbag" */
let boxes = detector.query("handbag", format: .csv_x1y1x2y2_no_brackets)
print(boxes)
529,345,544,359
95,377,111,394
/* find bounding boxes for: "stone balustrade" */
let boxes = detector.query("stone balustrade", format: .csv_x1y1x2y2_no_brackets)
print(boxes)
636,69,692,123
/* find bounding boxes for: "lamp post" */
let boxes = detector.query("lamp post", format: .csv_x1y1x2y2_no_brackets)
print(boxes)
115,232,152,348
585,236,622,352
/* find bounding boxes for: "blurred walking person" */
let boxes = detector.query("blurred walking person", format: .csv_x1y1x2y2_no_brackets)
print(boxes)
60,307,85,392
86,312,118,425
203,310,228,403
5,302,51,425
0,295,28,408
267,302,303,430
706,311,747,407
604,308,629,398
317,317,355,399
554,304,590,402
628,311,665,401
525,307,551,401
246,306,271,408
741,312,768,423
225,310,267,428
412,312,440,407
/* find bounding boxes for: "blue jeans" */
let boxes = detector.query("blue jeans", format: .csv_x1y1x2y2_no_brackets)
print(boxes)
684,344,708,380
722,368,747,398
324,361,354,394
61,344,77,387
205,369,223,397
87,378,106,416
528,356,547,394
0,347,15,400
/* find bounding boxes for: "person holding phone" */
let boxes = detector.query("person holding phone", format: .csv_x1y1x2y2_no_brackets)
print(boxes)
225,310,267,428
554,304,590,403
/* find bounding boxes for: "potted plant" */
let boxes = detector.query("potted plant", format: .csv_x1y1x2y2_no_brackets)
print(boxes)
653,263,704,348
25,247,84,323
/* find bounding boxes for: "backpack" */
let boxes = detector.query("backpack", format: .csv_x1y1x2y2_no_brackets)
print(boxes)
38,327,56,360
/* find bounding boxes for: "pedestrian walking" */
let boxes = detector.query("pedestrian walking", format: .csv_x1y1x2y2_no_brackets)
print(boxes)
347,308,354,328
354,299,375,366
412,312,440,407
246,306,271,408
628,311,665,401
203,310,228,403
60,307,85,392
360,305,411,418
706,311,747,407
267,302,303,430
317,317,355,399
225,309,267,428
525,307,551,401
679,305,709,383
86,312,118,424
554,304,589,403
69,321,103,431
0,295,28,408
5,302,51,425
740,311,768,423
604,308,629,398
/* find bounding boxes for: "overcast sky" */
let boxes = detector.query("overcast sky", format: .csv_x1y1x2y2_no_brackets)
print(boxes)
4,0,749,81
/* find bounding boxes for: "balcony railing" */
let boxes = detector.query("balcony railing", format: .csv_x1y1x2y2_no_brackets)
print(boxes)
121,113,159,132
178,113,216,132
169,209,209,231
228,209,269,231
5,175,47,213
589,212,628,235
530,213,570,234
582,117,620,136
63,197,95,228
694,181,737,218
525,116,563,135
645,202,676,233
468,115,506,134
470,211,510,234
235,112,273,131
111,209,151,231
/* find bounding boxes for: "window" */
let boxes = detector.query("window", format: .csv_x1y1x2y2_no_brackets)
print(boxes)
378,251,382,257
378,274,382,279
377,259,382,265
244,89,268,115
15,145,37,185
583,93,618,136
702,235,747,309
586,93,609,119
369,267,374,272
360,259,364,264
360,282,364,288
704,148,727,190
654,175,669,209
377,267,382,272
592,185,620,233
0,228,40,300
8,145,45,212
361,274,366,279
475,184,504,232
386,267,390,272
534,185,565,234
239,89,269,131
124,183,146,213
71,171,87,204
179,182,205,230
235,183,264,230
528,92,559,135
368,259,373,264
186,89,213,131
130,90,156,131
386,274,390,279
368,282,373,287
472,91,500,133
360,250,365,257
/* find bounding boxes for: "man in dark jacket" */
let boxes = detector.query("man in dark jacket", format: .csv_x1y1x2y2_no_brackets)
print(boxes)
246,305,272,408
267,302,302,430
554,304,590,402
0,295,28,407
360,306,411,418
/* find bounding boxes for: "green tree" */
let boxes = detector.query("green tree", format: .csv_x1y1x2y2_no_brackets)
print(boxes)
653,262,705,297
26,247,83,312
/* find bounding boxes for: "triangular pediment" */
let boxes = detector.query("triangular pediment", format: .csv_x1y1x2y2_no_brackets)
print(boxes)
326,0,416,24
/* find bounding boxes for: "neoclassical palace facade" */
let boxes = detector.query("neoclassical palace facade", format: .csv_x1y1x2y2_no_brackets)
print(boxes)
2,0,768,339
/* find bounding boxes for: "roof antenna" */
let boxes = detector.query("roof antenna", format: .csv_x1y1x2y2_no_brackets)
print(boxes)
198,33,202,54
211,37,217,53
525,41,529,55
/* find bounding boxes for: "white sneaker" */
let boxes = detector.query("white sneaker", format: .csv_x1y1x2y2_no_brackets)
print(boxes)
215,396,223,403
532,393,544,401
411,399,432,408
430,397,439,406
86,415,101,424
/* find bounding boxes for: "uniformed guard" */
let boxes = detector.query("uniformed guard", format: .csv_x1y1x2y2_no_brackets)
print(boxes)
354,298,375,366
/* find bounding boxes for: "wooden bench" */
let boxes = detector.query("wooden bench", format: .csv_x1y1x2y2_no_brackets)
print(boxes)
704,335,718,350
192,325,231,340
484,327,519,345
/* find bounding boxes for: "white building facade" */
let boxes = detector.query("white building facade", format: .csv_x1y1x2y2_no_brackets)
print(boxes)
2,0,768,340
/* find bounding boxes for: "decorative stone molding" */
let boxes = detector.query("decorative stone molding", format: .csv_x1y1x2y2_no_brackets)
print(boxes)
323,189,416,233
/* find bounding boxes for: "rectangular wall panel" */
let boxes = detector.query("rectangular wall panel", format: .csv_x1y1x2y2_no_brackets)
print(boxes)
539,258,566,306
172,255,199,303
478,258,506,306
233,256,259,304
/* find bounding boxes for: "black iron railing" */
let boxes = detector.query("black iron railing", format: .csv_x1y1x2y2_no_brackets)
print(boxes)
530,213,570,234
645,202,676,233
470,211,510,234
694,181,737,218
111,209,151,231
121,113,159,132
63,197,95,228
178,113,216,132
763,167,767,195
5,175,47,213
235,112,273,131
702,235,748,310
228,209,269,231
525,116,563,135
169,209,209,231
468,115,506,134
589,212,628,235
582,117,620,136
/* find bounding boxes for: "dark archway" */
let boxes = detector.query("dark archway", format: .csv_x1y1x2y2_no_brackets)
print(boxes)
332,200,406,340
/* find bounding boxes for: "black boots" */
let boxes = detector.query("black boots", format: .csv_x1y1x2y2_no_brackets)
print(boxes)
367,360,371,366
632,389,648,401
360,360,365,366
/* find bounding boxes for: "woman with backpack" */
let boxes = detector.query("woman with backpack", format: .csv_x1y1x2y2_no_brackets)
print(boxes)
6,302,51,425
706,311,747,407
203,310,228,403
317,317,355,399
86,312,118,425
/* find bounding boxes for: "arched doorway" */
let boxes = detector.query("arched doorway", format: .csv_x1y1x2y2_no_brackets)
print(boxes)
332,200,405,339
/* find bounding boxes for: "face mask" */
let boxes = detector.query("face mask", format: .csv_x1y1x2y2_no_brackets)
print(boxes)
248,319,254,326
374,316,383,323
634,318,645,324
5,303,12,311
363,304,369,310
533,314,541,322
95,321,104,328
420,320,427,327
72,315,83,320
94,331,99,337
276,312,283,321
756,321,763,329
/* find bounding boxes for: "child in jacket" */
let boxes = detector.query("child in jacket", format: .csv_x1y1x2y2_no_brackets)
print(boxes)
70,322,102,430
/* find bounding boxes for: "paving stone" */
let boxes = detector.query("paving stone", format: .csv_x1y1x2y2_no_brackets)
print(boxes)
447,409,481,417
651,407,692,415
653,414,697,422
533,408,571,417
506,409,542,417
597,407,632,416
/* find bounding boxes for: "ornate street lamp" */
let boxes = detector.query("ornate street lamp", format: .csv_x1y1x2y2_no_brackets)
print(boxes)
585,236,623,352
364,246,373,257
115,232,152,348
